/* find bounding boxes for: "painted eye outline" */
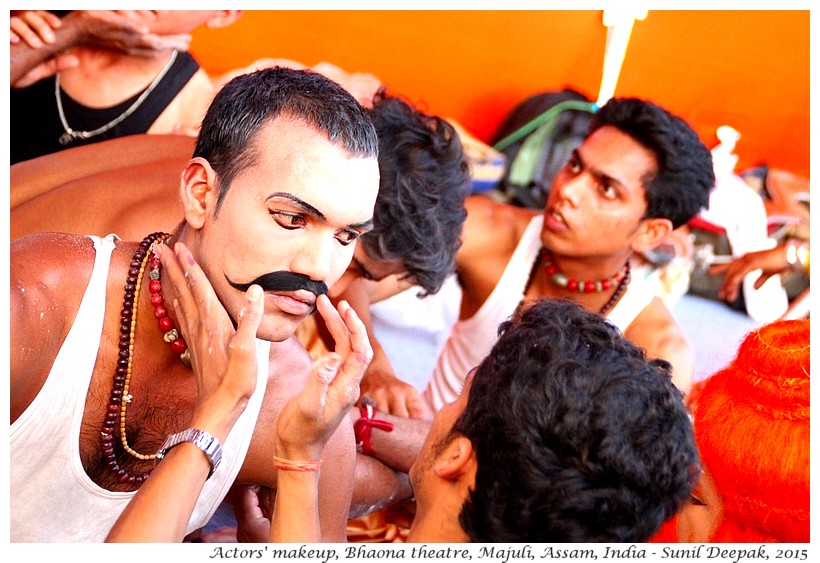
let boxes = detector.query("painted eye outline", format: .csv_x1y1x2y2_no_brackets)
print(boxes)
566,157,582,174
270,210,307,230
334,229,361,247
689,493,706,506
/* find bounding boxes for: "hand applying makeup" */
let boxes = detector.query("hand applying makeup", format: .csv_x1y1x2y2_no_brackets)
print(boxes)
271,294,372,542
107,241,264,542
106,242,373,542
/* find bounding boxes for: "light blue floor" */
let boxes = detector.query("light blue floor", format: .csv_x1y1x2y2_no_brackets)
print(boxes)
671,293,760,382
369,276,460,392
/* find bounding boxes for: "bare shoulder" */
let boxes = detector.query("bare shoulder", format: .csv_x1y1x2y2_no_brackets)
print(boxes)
624,298,695,394
11,233,100,303
10,233,104,421
459,195,536,266
150,69,215,135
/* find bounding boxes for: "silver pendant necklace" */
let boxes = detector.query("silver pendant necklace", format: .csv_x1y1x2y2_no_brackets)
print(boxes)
55,50,179,146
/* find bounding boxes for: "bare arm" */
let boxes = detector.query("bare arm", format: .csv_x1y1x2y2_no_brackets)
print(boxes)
708,242,805,303
338,277,429,419
348,406,432,475
624,298,695,395
11,10,189,86
10,10,82,86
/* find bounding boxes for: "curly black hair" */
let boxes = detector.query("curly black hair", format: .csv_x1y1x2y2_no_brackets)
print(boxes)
590,97,714,229
362,90,470,296
453,298,699,542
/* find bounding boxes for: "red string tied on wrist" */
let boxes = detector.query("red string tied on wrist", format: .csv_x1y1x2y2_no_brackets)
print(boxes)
354,397,393,455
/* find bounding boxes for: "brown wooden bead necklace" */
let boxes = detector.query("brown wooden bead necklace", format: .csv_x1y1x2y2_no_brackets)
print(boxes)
522,247,631,316
101,232,190,484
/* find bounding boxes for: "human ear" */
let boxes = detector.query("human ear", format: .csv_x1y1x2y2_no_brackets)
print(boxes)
179,157,218,230
631,217,674,254
206,10,242,29
433,436,476,481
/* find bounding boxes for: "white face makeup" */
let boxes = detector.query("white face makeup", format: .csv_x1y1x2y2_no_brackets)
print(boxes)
193,117,379,342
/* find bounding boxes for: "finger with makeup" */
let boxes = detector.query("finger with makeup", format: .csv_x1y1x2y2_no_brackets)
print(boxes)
270,297,370,542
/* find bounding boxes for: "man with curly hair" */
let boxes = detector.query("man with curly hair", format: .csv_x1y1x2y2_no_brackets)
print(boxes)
348,298,699,542
363,97,716,416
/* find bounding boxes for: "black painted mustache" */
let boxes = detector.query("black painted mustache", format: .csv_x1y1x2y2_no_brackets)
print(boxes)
225,271,328,297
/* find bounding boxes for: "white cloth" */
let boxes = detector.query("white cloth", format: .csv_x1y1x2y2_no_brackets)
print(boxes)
423,215,654,411
369,275,461,391
10,235,270,542
699,166,788,323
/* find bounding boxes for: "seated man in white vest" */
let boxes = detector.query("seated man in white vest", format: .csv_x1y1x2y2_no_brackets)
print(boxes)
353,96,715,415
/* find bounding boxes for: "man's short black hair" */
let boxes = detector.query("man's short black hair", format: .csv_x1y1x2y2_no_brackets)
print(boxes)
363,90,469,295
194,67,379,214
453,298,699,542
590,97,714,229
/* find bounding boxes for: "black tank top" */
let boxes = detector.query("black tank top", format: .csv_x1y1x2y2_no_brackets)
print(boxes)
11,50,200,165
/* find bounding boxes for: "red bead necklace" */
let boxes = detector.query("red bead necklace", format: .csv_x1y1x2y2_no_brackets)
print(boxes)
148,250,191,366
102,232,189,484
543,251,628,293
523,247,630,317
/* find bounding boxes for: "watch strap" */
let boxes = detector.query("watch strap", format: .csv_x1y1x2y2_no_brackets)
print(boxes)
156,428,223,479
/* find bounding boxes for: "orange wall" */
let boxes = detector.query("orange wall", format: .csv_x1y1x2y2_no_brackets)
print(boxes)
191,10,809,178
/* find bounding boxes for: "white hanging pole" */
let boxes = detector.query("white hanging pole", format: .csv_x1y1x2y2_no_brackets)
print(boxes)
596,6,648,108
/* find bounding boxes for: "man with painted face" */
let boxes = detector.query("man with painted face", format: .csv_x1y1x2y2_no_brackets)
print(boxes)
11,89,470,423
10,67,406,542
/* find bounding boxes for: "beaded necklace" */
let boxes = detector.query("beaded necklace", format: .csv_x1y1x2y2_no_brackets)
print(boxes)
101,232,189,484
522,247,630,317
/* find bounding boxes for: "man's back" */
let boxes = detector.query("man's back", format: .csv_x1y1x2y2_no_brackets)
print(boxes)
11,135,192,241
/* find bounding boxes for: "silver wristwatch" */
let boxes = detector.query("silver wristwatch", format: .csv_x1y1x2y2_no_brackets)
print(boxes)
156,428,223,479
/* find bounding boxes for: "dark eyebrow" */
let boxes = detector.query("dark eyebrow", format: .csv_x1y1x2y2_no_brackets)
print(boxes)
266,192,325,220
573,148,626,190
266,191,374,231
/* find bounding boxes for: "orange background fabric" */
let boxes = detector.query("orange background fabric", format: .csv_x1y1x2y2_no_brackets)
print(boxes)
190,10,809,178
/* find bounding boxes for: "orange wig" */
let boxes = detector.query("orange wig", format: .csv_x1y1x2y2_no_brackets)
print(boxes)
689,319,810,542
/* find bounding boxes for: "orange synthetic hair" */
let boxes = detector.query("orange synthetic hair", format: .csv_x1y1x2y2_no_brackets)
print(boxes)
688,319,810,542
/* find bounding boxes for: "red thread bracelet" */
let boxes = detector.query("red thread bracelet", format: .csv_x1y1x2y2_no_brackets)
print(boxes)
354,398,393,455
